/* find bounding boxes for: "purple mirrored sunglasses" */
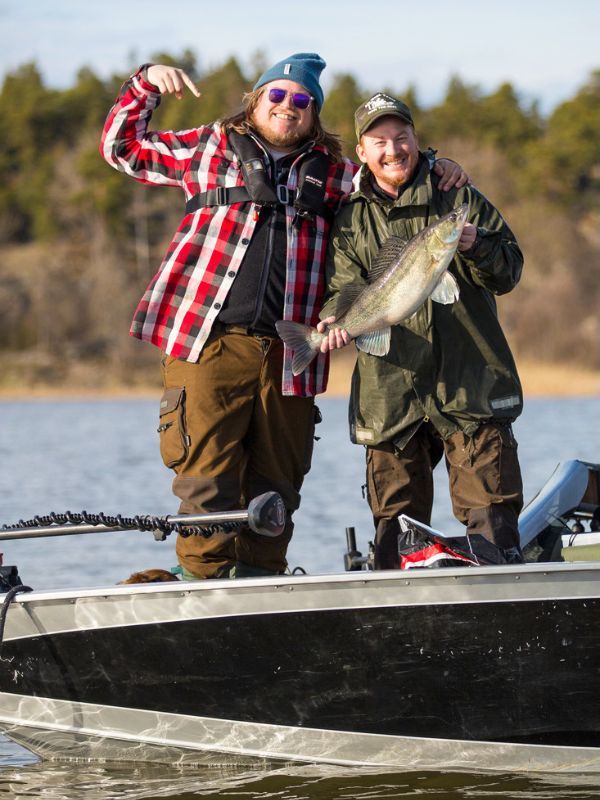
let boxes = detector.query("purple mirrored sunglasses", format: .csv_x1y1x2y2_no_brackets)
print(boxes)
267,87,313,110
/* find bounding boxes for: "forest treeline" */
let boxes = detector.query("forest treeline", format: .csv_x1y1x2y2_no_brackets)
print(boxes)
0,50,599,390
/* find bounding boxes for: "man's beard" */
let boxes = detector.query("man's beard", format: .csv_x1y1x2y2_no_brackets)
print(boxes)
379,172,407,189
370,161,414,192
252,118,311,149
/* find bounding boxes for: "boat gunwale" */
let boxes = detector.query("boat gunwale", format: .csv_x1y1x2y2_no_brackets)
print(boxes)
4,560,600,643
5,558,600,604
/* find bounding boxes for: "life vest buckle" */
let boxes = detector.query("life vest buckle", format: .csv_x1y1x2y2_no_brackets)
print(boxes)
277,184,292,205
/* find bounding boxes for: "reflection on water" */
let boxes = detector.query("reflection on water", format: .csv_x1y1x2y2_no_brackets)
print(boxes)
0,396,599,797
2,758,600,800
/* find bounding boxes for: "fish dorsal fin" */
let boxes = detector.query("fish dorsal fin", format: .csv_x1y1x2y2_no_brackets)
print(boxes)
368,236,408,283
355,327,391,357
334,282,364,318
431,271,460,304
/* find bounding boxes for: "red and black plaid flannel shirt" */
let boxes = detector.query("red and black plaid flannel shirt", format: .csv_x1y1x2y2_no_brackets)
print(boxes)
100,68,357,397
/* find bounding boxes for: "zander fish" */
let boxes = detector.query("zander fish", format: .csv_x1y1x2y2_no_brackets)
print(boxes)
276,203,469,375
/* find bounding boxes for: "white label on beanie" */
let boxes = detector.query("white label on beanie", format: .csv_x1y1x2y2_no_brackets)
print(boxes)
284,63,291,74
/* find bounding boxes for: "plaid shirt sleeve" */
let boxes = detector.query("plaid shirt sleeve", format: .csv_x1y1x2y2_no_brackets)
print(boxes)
100,67,203,187
100,68,256,367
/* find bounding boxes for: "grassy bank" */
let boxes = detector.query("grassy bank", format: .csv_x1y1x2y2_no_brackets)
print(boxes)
0,351,597,400
324,351,599,398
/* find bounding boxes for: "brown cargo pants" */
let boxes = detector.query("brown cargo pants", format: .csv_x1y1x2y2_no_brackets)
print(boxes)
366,421,524,569
158,326,317,579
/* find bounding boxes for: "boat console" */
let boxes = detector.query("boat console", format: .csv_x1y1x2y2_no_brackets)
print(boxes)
519,460,600,562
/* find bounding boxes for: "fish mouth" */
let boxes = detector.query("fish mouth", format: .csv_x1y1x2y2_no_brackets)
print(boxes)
447,203,469,235
433,203,469,245
450,203,469,225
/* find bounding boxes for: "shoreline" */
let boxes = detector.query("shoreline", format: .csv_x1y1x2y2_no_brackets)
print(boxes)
325,355,599,399
0,358,597,400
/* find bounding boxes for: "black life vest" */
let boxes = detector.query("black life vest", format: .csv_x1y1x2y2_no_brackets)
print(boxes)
185,130,333,223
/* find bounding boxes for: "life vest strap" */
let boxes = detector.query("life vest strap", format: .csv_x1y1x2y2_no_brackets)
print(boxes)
184,131,334,223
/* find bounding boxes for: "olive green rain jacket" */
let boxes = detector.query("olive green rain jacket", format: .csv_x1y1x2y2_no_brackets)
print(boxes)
321,155,524,450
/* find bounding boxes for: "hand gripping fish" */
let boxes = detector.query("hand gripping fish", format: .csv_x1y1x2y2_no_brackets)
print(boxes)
276,204,468,376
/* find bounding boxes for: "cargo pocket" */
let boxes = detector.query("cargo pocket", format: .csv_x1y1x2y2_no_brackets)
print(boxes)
157,386,190,469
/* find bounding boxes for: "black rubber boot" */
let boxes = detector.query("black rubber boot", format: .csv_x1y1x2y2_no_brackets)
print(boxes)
374,518,401,570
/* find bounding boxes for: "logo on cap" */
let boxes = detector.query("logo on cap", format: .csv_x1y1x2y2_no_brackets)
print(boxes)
365,93,397,115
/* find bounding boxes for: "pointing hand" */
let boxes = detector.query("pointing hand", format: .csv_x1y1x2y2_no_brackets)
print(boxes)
146,65,201,100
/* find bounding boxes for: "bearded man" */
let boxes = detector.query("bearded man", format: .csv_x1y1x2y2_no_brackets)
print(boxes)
101,56,466,579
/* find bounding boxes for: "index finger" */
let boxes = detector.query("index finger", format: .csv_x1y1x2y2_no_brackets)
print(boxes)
182,72,201,98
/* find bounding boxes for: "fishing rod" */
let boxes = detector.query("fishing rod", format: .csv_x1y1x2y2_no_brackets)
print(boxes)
0,492,286,542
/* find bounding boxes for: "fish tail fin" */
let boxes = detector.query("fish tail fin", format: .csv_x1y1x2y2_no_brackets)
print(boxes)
275,320,322,375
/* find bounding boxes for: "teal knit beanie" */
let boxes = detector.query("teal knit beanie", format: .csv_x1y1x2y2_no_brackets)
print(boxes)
253,53,326,111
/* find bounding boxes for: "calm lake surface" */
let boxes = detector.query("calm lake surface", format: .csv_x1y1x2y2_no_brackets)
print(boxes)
0,395,599,798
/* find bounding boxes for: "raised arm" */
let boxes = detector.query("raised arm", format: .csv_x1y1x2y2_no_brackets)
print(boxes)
100,65,203,188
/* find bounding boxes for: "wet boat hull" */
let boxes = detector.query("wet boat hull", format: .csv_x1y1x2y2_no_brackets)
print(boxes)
2,564,600,770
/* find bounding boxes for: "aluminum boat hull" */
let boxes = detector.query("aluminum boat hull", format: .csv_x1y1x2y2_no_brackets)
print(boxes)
2,562,600,771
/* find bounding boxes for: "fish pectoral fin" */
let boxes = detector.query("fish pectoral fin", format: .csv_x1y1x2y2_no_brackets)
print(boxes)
430,271,460,304
355,327,391,357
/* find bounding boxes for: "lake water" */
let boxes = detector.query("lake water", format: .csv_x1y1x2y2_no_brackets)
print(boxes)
0,395,599,798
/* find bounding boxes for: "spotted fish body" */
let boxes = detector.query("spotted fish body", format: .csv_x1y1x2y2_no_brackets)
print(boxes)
276,204,469,375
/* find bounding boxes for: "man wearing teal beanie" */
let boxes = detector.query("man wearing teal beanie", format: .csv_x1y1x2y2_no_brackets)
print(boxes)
101,53,468,581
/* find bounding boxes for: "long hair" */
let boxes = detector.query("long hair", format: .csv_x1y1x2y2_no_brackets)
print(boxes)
220,88,343,164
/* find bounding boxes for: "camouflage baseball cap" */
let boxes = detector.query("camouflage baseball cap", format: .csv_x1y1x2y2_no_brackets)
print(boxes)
354,92,414,140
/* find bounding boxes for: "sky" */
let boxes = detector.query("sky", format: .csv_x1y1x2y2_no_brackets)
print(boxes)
1,0,599,116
